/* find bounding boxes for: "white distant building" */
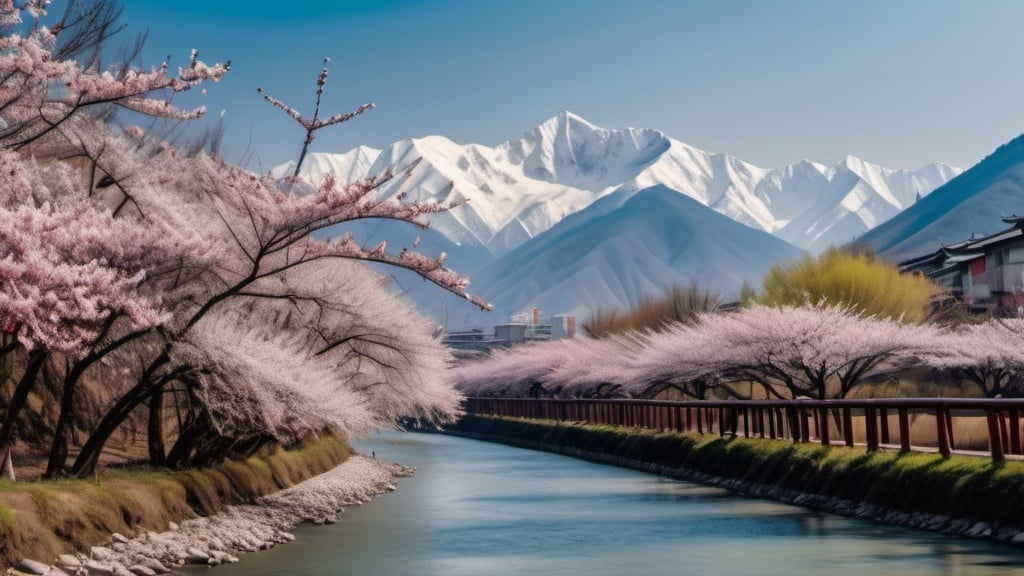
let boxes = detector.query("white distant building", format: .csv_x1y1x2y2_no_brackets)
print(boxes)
449,307,575,350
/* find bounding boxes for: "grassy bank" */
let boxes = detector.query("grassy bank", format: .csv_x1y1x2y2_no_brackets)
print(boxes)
0,435,349,568
450,415,1024,535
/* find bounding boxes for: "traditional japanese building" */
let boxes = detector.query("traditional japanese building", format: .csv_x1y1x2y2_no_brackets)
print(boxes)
900,216,1024,313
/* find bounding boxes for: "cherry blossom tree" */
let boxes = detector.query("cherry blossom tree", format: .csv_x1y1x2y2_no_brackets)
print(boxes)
0,144,199,479
625,325,733,399
454,304,946,405
924,319,1024,397
0,1,491,479
451,341,569,398
538,337,644,398
63,112,489,476
258,57,373,179
683,304,942,399
453,336,644,399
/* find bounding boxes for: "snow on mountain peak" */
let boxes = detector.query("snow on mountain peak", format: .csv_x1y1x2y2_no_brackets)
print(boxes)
497,111,671,190
278,112,962,255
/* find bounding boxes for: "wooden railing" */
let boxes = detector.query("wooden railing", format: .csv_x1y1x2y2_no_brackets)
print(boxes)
463,397,1024,462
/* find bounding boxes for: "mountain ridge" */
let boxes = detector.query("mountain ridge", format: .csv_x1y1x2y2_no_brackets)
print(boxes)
274,111,961,255
855,133,1024,262
443,185,807,330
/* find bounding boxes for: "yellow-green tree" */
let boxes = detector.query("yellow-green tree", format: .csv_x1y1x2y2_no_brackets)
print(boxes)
758,248,936,324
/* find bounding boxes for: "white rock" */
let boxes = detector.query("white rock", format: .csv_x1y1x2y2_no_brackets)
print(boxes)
90,547,114,562
969,522,993,537
16,559,51,575
140,559,169,574
111,533,130,544
56,554,81,569
185,548,210,564
84,559,115,576
167,522,179,532
127,565,157,576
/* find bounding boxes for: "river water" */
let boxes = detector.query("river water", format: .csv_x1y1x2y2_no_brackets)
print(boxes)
195,432,1024,575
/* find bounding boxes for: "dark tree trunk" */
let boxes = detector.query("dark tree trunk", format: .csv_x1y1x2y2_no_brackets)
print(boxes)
0,349,47,480
147,383,166,466
70,352,170,478
166,402,204,468
44,360,87,478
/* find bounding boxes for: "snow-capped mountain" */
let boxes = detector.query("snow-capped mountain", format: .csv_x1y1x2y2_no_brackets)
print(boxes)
274,111,961,254
443,185,807,330
856,133,1024,262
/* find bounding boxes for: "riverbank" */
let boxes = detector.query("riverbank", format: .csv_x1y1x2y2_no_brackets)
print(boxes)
0,435,410,574
448,415,1024,545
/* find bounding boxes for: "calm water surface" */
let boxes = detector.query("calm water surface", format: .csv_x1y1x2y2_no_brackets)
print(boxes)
192,432,1024,575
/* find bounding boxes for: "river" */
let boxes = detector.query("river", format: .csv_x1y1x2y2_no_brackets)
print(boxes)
192,432,1024,575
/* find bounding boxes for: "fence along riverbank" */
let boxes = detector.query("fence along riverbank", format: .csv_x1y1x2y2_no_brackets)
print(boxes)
463,397,1024,461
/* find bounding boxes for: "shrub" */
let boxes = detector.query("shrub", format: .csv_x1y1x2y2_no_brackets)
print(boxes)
758,248,936,323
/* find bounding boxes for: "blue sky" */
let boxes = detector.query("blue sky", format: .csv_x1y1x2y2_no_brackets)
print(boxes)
123,0,1024,172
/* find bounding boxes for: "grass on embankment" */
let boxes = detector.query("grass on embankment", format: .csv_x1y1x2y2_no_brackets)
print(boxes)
452,415,1024,529
0,434,349,568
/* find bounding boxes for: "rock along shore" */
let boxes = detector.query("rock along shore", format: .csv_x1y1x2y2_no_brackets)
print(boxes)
5,455,412,576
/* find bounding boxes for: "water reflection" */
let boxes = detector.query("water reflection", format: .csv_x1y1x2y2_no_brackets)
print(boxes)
183,432,1024,576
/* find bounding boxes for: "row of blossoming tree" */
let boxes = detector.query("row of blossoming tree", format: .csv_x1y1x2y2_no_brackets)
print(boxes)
453,303,1024,401
0,1,489,480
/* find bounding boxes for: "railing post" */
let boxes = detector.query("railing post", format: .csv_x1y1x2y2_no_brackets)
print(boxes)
1011,409,1022,455
818,407,830,446
936,407,951,457
800,408,810,443
786,407,799,443
757,407,766,439
987,410,1005,462
945,408,956,451
865,407,878,452
879,408,890,445
999,410,1010,455
898,408,911,453
843,407,854,447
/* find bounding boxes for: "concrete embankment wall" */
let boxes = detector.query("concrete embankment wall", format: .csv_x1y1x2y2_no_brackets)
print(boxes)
447,415,1024,544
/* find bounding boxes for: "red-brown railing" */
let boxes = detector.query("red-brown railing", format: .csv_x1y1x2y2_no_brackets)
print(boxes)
463,397,1024,462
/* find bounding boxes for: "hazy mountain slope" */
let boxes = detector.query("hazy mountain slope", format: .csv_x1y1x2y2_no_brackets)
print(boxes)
442,185,806,330
856,134,1024,262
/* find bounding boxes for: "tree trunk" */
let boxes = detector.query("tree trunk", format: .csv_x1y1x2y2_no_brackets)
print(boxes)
147,383,166,466
44,360,86,478
0,349,47,480
70,352,170,478
45,326,153,477
165,404,201,468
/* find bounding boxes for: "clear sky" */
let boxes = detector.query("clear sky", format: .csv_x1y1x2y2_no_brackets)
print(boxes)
121,0,1024,172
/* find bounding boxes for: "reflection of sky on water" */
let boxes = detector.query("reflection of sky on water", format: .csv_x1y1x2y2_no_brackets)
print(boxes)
184,432,1024,576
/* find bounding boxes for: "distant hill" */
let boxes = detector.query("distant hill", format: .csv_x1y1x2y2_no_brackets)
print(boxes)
856,134,1024,262
439,185,806,330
